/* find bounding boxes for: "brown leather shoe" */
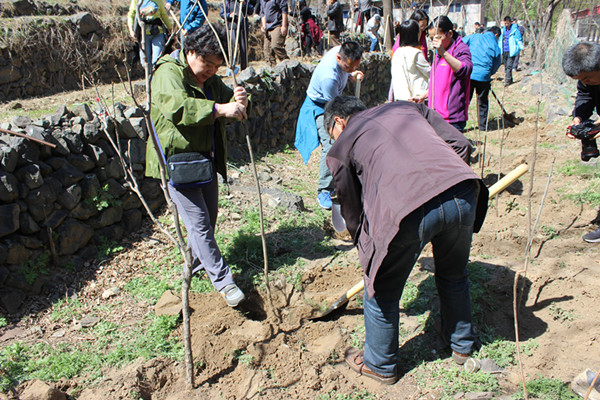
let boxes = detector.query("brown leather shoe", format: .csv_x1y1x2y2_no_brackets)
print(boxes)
344,347,398,385
452,351,471,365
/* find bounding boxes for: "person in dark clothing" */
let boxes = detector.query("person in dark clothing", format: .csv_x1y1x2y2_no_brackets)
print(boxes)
474,21,484,33
326,0,344,47
260,0,289,65
220,0,254,71
300,7,323,56
562,41,600,243
324,96,488,384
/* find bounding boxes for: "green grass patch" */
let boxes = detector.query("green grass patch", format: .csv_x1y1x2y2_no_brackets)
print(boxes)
0,314,182,392
415,359,499,399
513,376,579,400
478,339,538,368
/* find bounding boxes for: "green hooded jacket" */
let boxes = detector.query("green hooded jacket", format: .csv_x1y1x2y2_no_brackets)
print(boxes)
146,50,235,181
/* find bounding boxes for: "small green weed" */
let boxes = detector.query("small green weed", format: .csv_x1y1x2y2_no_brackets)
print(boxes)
97,237,125,259
478,338,539,368
87,184,122,211
349,325,366,349
541,225,559,239
233,349,255,367
415,359,499,399
0,317,7,328
549,304,576,322
317,389,377,400
513,376,579,400
20,252,51,285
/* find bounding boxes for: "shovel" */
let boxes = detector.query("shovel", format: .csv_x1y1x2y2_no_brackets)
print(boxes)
310,164,529,321
490,88,519,126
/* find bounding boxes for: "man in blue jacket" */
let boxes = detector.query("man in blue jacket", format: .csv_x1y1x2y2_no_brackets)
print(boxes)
463,26,502,131
499,16,523,86
166,0,208,37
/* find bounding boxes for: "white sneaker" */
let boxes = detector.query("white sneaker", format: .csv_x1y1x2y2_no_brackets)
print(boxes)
220,283,245,307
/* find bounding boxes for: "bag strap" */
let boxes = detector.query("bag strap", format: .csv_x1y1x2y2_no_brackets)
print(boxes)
149,86,216,165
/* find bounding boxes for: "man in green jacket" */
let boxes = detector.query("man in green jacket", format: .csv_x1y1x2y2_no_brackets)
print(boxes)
146,24,248,307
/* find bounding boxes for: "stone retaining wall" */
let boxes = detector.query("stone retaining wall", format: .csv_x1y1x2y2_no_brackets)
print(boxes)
0,53,390,314
0,12,141,102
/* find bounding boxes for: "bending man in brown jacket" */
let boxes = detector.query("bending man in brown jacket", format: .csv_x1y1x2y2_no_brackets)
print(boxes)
324,96,489,384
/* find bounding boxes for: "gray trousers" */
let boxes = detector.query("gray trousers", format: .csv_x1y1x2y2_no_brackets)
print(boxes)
316,114,334,194
168,179,234,291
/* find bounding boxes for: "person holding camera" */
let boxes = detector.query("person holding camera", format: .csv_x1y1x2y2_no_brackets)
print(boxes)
562,41,600,243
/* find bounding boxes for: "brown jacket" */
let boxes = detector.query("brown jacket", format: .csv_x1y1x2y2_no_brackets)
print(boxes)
326,101,488,298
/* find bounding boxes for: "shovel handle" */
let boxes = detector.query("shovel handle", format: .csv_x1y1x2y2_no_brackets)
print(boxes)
487,164,528,198
355,79,361,99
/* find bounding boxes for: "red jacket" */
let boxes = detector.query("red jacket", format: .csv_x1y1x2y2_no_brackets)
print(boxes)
302,18,322,43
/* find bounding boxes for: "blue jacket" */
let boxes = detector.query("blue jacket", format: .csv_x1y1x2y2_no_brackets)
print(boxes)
167,0,207,33
463,31,501,82
498,23,523,57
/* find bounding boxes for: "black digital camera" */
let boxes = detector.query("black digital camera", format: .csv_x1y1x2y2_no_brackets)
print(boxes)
569,120,600,161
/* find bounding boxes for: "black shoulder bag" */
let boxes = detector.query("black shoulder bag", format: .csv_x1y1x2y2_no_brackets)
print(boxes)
150,89,216,189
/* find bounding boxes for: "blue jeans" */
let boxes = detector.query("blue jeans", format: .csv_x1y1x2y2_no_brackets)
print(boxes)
316,114,334,194
369,35,379,52
141,33,166,68
362,180,479,376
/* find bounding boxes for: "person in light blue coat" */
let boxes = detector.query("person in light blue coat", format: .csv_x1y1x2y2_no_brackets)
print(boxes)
166,0,208,37
463,26,501,131
498,16,523,86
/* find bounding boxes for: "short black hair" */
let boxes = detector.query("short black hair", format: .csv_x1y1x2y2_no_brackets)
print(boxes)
399,20,420,47
323,96,366,134
433,15,454,34
503,16,512,22
409,9,429,24
562,42,600,77
339,41,363,62
184,24,227,61
475,21,481,26
487,26,501,38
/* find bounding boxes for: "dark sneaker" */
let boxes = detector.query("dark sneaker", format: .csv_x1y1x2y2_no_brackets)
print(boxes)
344,347,398,385
220,284,245,307
317,191,333,210
583,227,600,243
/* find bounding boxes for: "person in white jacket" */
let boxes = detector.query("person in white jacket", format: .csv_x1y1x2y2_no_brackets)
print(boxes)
391,20,430,103
366,14,381,52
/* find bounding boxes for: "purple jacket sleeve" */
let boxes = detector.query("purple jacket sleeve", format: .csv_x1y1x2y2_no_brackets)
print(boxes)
453,42,473,80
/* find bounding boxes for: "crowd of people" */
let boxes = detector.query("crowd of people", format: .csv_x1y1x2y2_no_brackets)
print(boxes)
127,0,599,387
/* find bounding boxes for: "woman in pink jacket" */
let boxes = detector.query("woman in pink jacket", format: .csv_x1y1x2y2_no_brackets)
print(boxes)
428,16,473,132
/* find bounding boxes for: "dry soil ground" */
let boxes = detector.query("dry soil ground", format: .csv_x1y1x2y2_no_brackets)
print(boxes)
1,60,599,400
